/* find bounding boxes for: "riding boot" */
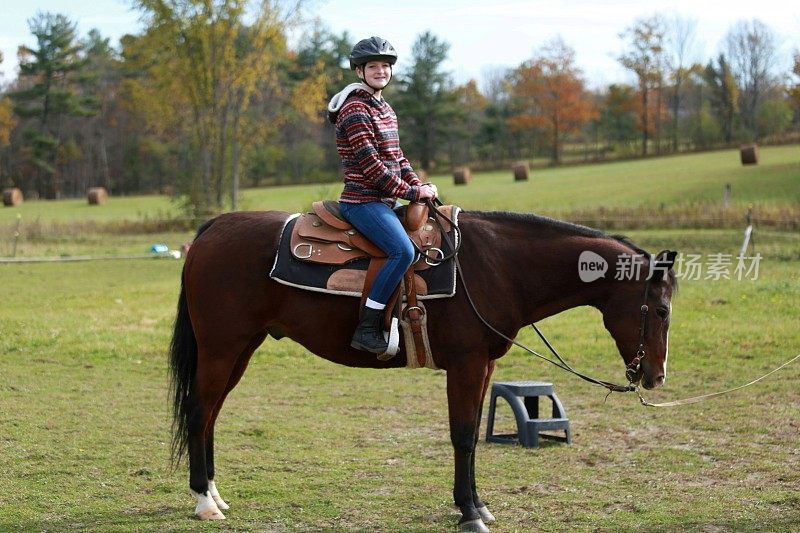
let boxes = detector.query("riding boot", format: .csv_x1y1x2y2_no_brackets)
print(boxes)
351,307,389,355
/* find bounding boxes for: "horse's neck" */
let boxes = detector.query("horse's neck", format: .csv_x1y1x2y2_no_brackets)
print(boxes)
525,241,608,322
490,223,621,323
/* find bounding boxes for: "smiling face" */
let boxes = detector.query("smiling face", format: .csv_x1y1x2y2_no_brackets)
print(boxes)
356,61,392,90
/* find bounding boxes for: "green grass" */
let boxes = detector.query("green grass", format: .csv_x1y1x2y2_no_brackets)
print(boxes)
0,145,798,531
1,145,797,228
238,144,800,216
0,194,180,225
1,228,798,532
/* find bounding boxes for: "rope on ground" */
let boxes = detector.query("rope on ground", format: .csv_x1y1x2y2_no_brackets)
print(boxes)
0,254,181,264
637,353,800,407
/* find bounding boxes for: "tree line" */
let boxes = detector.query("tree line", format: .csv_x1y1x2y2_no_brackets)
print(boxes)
0,3,798,216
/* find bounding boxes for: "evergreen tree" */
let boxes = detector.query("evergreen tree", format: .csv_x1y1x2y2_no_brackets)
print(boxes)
393,31,457,171
704,55,739,143
600,84,637,144
9,12,96,198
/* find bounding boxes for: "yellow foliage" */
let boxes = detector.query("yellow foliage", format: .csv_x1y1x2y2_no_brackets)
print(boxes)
791,53,800,109
289,68,327,124
0,97,15,147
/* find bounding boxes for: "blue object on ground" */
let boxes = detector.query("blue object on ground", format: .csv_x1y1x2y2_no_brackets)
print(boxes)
150,243,169,253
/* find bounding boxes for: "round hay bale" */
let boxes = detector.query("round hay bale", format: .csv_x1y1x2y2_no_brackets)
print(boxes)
416,169,428,181
453,167,471,186
740,144,758,165
87,187,108,205
513,162,529,181
2,188,23,207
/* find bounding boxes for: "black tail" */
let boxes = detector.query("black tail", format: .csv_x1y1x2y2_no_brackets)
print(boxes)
168,274,197,468
168,219,214,468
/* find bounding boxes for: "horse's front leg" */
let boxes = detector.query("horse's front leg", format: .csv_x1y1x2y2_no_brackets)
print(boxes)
471,359,496,525
447,358,491,533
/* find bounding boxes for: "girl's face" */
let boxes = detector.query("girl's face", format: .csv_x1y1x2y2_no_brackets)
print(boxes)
358,61,392,89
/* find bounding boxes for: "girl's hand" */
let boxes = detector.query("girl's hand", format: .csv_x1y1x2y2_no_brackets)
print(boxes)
418,183,438,200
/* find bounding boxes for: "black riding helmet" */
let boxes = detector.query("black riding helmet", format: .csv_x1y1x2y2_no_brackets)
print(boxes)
349,36,398,70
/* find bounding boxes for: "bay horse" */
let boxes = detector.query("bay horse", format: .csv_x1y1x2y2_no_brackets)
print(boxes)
168,208,678,532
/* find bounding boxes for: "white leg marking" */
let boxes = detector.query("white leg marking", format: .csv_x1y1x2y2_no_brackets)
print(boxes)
477,505,496,524
208,480,230,510
664,302,671,383
191,489,226,520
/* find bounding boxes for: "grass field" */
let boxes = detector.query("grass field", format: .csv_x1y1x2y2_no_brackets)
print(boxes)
0,147,798,532
1,144,797,229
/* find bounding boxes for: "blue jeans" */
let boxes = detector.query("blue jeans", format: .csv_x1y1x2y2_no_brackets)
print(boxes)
339,201,415,305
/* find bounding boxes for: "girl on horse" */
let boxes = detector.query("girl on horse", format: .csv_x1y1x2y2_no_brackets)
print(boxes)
327,36,438,356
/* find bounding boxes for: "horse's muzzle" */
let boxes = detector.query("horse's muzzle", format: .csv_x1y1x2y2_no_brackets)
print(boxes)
639,371,665,390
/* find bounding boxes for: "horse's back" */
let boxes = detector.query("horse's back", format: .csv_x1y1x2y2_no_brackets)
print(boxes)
183,211,292,324
192,210,290,248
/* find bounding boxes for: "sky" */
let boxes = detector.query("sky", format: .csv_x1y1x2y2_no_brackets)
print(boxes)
2,0,799,90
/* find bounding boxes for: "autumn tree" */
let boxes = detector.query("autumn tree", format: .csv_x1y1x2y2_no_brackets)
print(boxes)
78,29,119,192
790,52,800,121
725,19,779,139
664,15,699,152
9,12,97,198
0,52,15,149
476,68,519,163
132,0,291,214
0,52,17,186
447,79,487,165
618,15,666,155
509,38,596,164
283,26,352,182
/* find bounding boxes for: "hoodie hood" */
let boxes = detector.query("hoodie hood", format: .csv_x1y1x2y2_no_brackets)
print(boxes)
327,82,376,115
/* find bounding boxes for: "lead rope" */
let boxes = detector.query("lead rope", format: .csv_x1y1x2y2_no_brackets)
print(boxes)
635,353,800,407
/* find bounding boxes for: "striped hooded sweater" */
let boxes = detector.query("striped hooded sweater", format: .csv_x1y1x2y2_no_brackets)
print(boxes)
334,89,422,205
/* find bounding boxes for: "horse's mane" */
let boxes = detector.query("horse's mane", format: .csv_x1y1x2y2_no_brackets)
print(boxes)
467,210,637,251
467,210,678,290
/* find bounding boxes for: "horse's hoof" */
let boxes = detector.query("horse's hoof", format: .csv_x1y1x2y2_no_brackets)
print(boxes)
191,489,226,520
196,507,226,520
458,518,490,533
208,481,230,510
477,506,496,524
211,495,230,510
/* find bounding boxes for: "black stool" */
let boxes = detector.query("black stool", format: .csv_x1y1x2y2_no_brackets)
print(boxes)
485,381,571,448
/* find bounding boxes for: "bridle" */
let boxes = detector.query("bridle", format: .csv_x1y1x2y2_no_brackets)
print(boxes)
625,276,653,384
423,199,655,395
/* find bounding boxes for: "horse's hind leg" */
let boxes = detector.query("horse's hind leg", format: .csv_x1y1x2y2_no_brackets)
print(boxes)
204,335,266,511
187,352,239,520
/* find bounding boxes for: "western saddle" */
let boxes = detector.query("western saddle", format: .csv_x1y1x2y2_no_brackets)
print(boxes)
289,200,455,364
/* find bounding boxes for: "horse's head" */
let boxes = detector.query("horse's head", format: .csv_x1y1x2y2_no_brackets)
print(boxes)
601,250,678,390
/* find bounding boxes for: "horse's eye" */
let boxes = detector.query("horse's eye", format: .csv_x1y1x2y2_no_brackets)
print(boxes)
656,306,669,320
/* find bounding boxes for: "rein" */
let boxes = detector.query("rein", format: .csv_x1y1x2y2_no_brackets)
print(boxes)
424,200,800,406
425,200,636,394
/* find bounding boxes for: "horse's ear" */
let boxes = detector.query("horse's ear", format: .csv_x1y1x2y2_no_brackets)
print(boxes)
651,250,678,281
